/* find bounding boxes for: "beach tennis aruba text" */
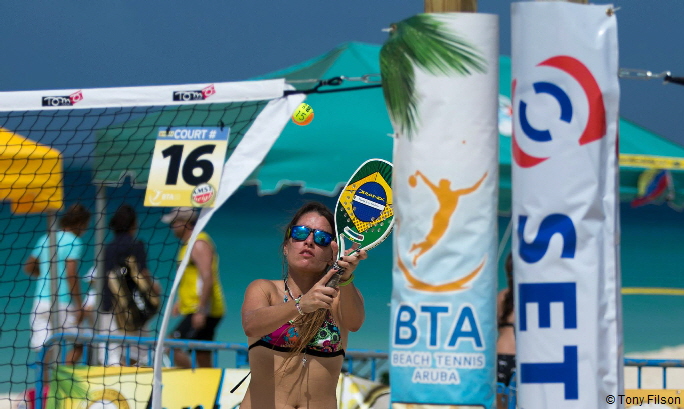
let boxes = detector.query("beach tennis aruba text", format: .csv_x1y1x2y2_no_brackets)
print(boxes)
606,394,680,405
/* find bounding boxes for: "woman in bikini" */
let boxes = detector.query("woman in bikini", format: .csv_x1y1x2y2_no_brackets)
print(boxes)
240,201,367,409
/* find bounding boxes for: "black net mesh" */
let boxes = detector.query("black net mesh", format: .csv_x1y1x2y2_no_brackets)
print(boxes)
0,100,268,407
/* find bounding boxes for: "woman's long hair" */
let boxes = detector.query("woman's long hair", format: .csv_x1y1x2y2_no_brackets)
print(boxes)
280,201,335,370
499,253,514,326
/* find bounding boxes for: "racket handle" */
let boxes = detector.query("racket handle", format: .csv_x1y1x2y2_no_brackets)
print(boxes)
326,248,360,288
325,262,345,288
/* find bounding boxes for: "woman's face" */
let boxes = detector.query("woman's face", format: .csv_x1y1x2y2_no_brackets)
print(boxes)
285,211,334,275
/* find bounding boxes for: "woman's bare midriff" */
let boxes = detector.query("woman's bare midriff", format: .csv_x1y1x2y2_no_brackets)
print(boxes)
239,345,343,409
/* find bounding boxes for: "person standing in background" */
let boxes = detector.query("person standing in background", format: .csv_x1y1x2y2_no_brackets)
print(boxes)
24,203,91,365
101,204,160,366
163,207,225,368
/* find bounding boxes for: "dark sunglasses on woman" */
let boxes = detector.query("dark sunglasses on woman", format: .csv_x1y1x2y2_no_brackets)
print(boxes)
289,225,334,247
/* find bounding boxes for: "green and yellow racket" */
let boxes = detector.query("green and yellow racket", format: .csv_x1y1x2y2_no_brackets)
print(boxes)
327,158,394,287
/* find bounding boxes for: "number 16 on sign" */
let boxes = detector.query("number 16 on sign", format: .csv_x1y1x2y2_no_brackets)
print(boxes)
144,127,230,208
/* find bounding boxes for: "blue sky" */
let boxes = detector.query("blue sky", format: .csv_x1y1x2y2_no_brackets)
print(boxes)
2,1,683,146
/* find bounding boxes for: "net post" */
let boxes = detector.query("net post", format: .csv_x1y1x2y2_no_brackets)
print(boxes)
94,182,107,364
47,209,59,387
48,210,59,335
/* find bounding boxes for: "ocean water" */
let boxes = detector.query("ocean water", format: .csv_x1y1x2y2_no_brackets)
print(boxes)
0,176,683,394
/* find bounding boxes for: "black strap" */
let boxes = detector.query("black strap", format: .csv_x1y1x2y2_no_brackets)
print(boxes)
230,371,251,393
249,339,346,358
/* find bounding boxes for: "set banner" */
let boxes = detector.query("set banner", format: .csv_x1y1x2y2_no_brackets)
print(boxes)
511,3,622,409
382,13,499,407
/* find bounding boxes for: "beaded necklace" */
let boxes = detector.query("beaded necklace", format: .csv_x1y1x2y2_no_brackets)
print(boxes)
283,278,308,366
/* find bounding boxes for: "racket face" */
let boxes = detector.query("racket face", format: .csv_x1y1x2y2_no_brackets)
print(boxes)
334,159,394,255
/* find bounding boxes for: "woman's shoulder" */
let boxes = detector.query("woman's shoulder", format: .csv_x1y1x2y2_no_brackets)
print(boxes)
246,279,281,292
244,279,283,305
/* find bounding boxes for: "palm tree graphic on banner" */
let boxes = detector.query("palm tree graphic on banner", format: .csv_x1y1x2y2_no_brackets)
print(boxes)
380,14,487,137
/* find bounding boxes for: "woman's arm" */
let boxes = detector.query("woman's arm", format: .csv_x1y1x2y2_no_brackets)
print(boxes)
24,256,40,277
333,247,367,332
242,270,340,337
66,259,84,322
191,240,214,310
241,279,300,338
335,283,365,332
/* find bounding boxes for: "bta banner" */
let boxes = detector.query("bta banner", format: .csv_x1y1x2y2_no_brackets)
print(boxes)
382,13,499,408
511,3,622,409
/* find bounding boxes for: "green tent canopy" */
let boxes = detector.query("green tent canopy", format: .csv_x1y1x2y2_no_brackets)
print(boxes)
93,42,684,212
245,42,395,196
250,42,684,212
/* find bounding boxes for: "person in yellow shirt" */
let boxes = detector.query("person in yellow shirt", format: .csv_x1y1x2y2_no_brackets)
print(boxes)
162,207,225,368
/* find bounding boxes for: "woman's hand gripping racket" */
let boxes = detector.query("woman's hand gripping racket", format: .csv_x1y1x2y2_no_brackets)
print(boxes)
326,159,394,288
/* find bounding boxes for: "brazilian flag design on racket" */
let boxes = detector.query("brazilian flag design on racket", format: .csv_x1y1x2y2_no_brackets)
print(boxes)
335,159,394,255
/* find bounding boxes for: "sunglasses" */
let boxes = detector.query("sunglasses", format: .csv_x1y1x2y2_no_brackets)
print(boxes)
289,225,334,247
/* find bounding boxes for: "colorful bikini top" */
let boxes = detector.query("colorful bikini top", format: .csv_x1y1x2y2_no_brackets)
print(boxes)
248,280,345,357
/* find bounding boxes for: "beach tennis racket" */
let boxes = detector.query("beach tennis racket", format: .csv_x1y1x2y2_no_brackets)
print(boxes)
326,158,394,287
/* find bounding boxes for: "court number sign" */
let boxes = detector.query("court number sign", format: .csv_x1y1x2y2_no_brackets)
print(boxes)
144,127,230,207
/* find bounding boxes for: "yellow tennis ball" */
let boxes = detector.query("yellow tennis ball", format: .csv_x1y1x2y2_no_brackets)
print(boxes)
292,103,314,126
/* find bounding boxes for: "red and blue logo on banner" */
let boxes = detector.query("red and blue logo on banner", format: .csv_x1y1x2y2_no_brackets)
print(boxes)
512,55,606,168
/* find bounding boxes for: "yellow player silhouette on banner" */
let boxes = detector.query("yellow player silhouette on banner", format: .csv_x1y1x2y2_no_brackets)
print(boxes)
408,170,488,266
397,170,489,293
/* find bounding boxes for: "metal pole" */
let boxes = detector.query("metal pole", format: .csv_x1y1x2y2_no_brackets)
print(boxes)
45,209,59,394
47,211,60,339
94,183,107,360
